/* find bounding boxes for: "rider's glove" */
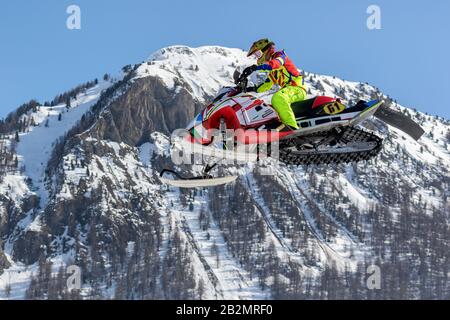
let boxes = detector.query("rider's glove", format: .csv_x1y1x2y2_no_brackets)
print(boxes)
237,65,257,84
242,65,257,78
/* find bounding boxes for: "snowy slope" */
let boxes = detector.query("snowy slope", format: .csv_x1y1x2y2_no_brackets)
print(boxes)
16,81,112,207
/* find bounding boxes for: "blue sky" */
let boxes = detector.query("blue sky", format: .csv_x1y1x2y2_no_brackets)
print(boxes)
1,0,449,119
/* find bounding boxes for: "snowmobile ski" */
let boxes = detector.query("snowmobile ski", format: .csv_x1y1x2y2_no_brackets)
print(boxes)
160,175,238,188
160,169,237,188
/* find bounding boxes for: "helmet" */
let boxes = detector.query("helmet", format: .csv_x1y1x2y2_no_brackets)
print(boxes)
247,38,275,65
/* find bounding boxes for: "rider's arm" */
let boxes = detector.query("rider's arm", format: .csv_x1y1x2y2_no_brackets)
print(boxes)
255,51,286,72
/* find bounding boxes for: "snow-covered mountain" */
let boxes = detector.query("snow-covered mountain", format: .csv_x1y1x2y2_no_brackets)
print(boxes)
0,45,449,299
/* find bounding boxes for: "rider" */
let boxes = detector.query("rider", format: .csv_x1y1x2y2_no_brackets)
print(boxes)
241,39,306,130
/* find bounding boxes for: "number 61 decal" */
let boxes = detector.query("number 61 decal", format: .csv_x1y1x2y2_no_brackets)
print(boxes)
323,102,345,115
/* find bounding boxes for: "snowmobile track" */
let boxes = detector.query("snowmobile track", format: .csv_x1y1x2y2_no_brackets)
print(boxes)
279,127,383,166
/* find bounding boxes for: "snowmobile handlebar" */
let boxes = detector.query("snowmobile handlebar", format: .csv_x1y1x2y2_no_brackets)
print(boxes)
233,70,249,93
237,77,249,93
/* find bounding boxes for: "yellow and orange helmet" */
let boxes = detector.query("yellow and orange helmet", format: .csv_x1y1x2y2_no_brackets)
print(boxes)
247,38,275,65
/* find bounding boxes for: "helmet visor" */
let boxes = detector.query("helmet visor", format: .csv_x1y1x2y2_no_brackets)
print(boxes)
251,50,263,60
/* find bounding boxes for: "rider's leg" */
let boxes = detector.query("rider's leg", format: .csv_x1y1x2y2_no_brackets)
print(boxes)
271,86,306,129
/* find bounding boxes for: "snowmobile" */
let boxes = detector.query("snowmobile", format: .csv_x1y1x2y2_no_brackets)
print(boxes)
160,71,424,188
